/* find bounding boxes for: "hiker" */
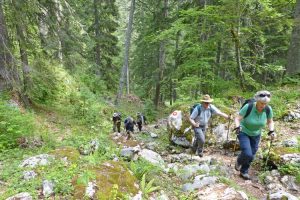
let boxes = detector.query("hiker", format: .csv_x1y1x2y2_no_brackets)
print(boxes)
234,90,275,180
136,112,147,131
189,94,231,157
112,112,121,133
124,116,135,139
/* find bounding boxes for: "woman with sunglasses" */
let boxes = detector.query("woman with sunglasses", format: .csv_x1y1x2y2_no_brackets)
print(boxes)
234,90,275,180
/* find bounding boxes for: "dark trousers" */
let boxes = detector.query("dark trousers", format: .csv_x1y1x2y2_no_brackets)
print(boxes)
113,122,121,133
237,132,261,174
192,126,206,155
137,122,142,131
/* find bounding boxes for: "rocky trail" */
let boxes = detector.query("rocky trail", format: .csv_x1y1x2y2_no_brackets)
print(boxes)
111,112,300,200
2,105,300,200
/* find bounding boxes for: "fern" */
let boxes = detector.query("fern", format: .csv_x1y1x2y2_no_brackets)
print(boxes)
140,174,160,199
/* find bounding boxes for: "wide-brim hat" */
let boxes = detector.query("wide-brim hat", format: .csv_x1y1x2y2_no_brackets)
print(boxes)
200,94,214,103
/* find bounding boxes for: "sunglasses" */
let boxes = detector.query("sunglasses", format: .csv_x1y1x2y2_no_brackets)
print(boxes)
258,94,271,98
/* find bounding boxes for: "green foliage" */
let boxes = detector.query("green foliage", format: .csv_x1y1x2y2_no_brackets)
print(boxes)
0,98,35,151
28,60,62,104
129,159,161,181
42,160,79,195
140,174,160,199
270,86,300,118
77,169,96,186
143,100,158,122
278,163,300,183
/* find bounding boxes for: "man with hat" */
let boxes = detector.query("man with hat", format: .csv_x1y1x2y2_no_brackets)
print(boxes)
190,94,231,157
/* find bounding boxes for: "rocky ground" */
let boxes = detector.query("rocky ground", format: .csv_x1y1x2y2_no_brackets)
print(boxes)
2,105,300,200
111,110,300,200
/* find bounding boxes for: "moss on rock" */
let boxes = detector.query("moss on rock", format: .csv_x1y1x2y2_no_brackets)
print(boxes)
73,161,138,199
50,146,80,162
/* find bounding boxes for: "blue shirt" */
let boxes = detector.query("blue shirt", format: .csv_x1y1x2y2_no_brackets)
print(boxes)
190,104,221,126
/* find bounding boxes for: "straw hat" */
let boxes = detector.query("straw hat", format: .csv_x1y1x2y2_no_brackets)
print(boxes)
200,94,214,103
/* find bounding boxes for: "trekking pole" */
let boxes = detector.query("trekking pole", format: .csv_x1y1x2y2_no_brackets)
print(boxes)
264,138,273,171
224,114,232,155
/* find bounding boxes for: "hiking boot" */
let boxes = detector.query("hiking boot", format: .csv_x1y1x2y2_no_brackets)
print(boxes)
240,173,251,180
197,150,203,157
235,159,241,171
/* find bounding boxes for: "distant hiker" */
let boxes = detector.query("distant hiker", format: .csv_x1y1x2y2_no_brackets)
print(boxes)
124,116,135,139
234,90,275,180
189,94,231,157
112,112,121,133
136,112,147,131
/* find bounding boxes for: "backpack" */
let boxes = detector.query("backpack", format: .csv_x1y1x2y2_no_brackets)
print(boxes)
137,114,143,123
190,104,201,115
241,98,270,119
190,103,212,117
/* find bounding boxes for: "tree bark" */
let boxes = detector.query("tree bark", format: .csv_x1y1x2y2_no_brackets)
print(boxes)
0,2,12,90
154,0,168,109
94,0,101,76
16,24,31,94
286,0,300,75
231,20,245,90
115,0,135,105
0,0,21,91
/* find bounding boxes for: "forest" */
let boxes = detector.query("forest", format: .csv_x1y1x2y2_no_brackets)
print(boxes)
0,0,300,199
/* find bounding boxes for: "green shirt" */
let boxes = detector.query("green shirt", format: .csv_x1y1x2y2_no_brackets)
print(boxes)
239,103,273,136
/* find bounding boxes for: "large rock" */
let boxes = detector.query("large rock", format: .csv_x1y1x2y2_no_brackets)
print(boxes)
280,176,300,192
23,171,37,181
283,110,300,122
282,138,298,147
266,190,299,200
281,153,300,165
212,124,227,142
85,181,97,199
182,176,218,191
120,146,140,161
139,149,164,165
73,161,139,199
167,110,193,147
19,154,53,168
6,192,32,200
42,180,54,197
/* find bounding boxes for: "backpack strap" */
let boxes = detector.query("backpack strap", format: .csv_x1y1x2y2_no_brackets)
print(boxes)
244,103,271,119
196,104,212,117
265,105,270,119
244,103,253,119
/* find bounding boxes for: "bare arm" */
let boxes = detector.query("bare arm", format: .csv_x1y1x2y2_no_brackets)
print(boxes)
189,117,199,128
235,114,243,128
218,112,229,119
267,118,274,131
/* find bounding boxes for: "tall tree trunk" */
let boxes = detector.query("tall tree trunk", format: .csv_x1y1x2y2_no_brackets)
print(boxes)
0,2,13,90
154,41,166,109
115,0,135,105
231,23,245,90
15,24,30,92
286,0,300,75
38,10,48,55
12,0,31,106
94,0,101,76
54,0,63,61
154,0,168,109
